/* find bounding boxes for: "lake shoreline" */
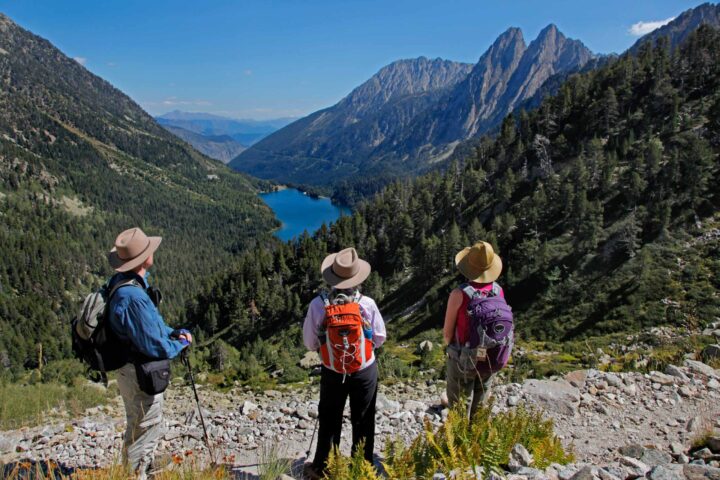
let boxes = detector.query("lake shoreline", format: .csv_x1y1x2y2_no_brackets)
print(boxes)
259,187,350,241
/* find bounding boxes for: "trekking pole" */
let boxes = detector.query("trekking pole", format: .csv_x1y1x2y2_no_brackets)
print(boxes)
181,349,217,465
305,416,319,459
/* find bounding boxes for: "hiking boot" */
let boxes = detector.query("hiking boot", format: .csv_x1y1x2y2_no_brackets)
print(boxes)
303,462,323,480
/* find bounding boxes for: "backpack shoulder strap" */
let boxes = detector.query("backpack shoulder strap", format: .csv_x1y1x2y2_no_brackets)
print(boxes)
319,290,331,307
107,278,143,302
460,283,481,300
489,282,502,297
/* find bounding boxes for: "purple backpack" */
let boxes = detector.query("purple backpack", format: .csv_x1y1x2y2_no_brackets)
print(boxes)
458,283,514,375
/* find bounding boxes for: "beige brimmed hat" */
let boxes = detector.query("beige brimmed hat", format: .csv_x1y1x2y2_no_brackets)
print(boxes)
321,247,371,289
108,227,162,272
455,241,502,283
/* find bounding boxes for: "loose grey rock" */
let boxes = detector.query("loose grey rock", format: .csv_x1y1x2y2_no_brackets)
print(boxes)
522,379,580,416
509,443,534,472
703,345,720,361
596,468,621,480
403,400,426,412
694,448,715,460
564,370,588,389
670,442,685,455
515,466,547,478
619,456,650,478
241,400,258,415
376,394,401,414
664,365,689,381
299,351,320,369
683,464,720,480
707,436,720,454
648,465,684,480
604,374,623,388
649,372,676,386
684,360,719,379
688,417,702,432
570,466,598,480
618,444,645,459
640,448,672,466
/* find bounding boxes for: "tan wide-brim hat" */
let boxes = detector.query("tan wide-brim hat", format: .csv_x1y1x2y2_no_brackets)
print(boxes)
108,227,162,272
321,247,371,289
455,241,503,283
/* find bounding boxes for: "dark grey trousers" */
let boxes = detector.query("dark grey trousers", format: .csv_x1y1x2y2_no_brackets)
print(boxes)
446,353,494,419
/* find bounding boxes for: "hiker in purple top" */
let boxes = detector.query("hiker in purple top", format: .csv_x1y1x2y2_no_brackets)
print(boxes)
443,241,514,418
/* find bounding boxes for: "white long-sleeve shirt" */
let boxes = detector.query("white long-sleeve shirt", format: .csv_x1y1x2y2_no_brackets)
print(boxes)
303,294,387,361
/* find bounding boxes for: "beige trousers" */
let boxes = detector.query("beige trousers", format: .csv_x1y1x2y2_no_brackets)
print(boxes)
116,363,165,479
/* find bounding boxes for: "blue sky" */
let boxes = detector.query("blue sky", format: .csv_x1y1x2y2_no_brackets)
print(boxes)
1,0,705,120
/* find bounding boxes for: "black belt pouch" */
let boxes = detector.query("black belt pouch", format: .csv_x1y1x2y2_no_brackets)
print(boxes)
135,359,171,395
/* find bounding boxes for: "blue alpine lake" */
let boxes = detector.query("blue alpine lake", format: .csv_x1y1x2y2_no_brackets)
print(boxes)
259,188,350,241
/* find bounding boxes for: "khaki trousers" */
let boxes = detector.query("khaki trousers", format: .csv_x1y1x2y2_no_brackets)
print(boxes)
445,353,494,419
116,363,165,479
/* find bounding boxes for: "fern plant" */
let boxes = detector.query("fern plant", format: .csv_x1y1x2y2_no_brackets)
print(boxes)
381,399,573,479
324,443,381,480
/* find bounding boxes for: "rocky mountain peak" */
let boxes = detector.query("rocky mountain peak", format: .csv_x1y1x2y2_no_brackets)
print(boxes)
339,56,473,116
235,22,595,187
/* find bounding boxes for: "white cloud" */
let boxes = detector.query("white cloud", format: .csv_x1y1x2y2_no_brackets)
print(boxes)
107,62,116,67
628,17,675,36
73,56,87,66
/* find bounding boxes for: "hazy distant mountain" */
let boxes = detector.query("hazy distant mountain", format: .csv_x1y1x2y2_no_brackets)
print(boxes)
629,2,720,53
156,111,295,145
232,25,594,187
162,124,246,163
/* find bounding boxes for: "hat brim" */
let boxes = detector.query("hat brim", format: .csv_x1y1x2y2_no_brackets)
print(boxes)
109,237,162,272
321,252,371,289
455,248,502,283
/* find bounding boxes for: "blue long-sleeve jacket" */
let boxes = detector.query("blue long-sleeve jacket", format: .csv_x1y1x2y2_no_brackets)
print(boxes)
107,272,185,360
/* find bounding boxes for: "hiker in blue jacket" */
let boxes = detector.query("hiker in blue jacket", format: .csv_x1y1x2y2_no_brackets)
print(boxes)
106,227,192,479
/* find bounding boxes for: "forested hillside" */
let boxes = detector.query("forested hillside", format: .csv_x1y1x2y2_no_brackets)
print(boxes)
188,27,720,380
0,14,276,376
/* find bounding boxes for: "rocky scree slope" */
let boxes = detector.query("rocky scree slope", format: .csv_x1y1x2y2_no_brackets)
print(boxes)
2,354,720,479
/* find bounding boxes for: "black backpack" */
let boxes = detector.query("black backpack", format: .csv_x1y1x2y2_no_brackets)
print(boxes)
72,278,142,384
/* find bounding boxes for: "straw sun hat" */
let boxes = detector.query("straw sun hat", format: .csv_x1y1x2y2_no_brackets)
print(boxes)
454,241,502,283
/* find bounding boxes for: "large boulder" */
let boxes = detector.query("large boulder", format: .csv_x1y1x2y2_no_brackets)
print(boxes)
564,370,588,389
684,359,719,379
522,379,580,416
299,351,321,369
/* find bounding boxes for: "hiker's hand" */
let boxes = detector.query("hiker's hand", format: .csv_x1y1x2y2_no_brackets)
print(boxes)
179,332,193,344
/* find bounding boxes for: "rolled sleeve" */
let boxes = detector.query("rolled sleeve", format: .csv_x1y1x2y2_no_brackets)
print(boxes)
117,296,185,359
364,298,386,348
